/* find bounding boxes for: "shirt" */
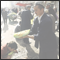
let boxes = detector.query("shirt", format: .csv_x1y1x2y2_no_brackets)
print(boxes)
38,13,44,23
37,13,44,48
1,44,9,58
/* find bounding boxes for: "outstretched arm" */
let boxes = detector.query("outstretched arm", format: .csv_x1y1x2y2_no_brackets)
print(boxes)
19,35,34,40
27,35,34,39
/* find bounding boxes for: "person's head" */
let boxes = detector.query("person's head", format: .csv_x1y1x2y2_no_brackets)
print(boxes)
7,41,17,52
46,3,51,9
34,1,45,17
26,5,31,10
46,4,57,20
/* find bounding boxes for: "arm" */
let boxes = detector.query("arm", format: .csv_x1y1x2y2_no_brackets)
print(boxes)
29,17,39,35
1,55,12,59
28,10,33,20
19,35,34,40
30,12,33,19
27,35,34,39
6,50,18,59
19,18,38,39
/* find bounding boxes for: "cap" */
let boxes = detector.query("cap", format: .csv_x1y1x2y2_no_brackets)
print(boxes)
46,3,51,6
26,5,31,8
46,3,54,8
35,1,45,7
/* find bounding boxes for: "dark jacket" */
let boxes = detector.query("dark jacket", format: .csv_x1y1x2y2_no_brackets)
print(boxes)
2,10,7,19
20,10,33,30
48,7,57,21
29,13,57,51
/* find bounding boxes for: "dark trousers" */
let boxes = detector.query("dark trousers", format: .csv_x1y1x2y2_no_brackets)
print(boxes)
23,38,29,44
3,18,7,24
39,48,57,59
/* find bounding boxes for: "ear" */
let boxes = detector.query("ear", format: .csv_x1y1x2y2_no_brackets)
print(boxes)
41,8,44,12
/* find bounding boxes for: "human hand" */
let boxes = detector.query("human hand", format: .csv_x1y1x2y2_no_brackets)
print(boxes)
14,50,18,53
19,35,34,39
19,35,28,39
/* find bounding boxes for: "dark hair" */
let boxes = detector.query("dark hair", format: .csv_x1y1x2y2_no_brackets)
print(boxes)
35,3,44,10
47,3,51,7
47,3,54,8
7,41,17,50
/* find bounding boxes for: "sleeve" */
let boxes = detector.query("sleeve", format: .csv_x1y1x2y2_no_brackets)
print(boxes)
30,13,33,19
40,17,53,34
19,12,22,17
34,34,39,41
29,18,38,35
28,11,33,20
34,17,52,41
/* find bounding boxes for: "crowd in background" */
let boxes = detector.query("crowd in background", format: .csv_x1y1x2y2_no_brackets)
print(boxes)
1,1,59,59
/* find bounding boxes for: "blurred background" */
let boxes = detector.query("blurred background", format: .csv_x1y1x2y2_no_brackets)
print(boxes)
1,1,59,59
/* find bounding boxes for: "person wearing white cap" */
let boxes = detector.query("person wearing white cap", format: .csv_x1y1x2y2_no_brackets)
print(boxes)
19,5,33,44
20,1,57,59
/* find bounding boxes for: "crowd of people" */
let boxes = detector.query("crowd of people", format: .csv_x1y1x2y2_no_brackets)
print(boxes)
1,41,18,59
1,7,18,24
1,1,59,59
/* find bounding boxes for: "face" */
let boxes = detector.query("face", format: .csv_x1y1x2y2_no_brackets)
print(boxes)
34,5,43,17
8,47,15,52
46,5,49,9
28,7,31,10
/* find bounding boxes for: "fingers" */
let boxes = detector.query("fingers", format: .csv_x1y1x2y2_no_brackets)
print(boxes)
19,35,28,39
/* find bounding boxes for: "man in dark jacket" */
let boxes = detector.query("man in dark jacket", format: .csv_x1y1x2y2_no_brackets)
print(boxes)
1,8,7,25
20,5,33,44
46,3,57,21
20,2,57,59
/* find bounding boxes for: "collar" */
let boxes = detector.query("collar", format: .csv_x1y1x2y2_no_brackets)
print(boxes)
38,13,44,21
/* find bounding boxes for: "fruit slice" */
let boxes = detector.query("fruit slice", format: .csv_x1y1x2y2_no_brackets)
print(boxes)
14,29,30,38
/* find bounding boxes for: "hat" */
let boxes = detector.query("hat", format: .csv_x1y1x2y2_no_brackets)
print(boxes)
26,5,31,8
46,3,54,8
35,1,45,7
46,3,51,6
